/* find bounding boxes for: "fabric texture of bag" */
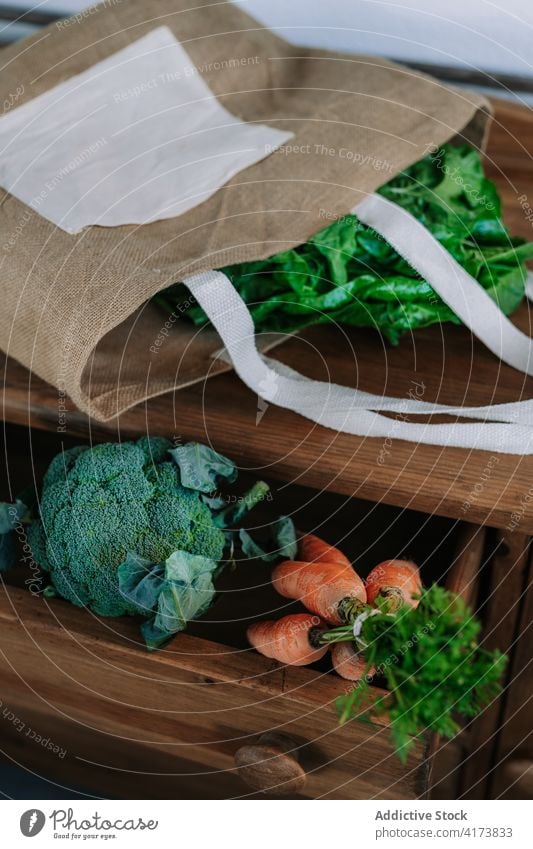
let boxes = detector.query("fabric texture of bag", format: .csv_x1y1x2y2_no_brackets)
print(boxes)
0,0,491,421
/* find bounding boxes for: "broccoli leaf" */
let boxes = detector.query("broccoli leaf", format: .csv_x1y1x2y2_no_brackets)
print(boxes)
142,550,217,650
118,548,218,649
0,532,16,572
164,549,216,585
210,480,271,528
0,499,29,533
169,442,237,493
0,500,30,571
117,552,165,615
200,494,228,511
239,515,297,562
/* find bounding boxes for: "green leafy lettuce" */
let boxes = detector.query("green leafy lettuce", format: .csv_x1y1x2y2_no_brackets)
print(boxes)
156,144,533,343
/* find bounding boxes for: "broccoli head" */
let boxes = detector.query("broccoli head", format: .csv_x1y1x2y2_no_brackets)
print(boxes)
27,437,226,617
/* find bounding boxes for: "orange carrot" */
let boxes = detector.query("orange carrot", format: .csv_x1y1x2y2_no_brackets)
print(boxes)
297,531,351,569
247,613,328,666
366,559,422,610
331,642,375,681
272,558,366,625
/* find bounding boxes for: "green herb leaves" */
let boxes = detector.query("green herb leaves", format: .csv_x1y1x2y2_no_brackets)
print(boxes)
156,144,533,342
336,585,506,763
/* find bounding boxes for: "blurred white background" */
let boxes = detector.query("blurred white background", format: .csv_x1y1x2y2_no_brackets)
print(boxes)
2,0,533,97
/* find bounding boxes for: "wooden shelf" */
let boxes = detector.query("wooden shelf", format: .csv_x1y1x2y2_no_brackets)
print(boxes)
0,510,480,799
0,585,427,799
2,99,533,531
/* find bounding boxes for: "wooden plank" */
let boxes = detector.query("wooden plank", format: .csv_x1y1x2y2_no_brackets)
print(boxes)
0,520,479,799
445,523,486,605
0,586,426,799
429,738,467,801
460,530,531,798
491,549,533,798
427,523,486,798
2,99,533,531
398,63,533,95
0,708,254,800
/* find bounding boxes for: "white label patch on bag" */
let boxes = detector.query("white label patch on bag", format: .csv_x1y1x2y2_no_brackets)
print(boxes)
0,26,293,234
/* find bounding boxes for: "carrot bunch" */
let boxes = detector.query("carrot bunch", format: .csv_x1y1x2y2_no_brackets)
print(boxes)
246,532,422,680
366,558,421,611
271,532,366,626
247,538,507,766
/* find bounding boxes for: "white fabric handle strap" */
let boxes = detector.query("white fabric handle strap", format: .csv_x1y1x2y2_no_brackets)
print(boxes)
183,195,533,455
355,194,533,375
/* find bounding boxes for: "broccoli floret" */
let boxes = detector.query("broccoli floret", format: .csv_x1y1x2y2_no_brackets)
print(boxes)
42,445,89,488
28,438,225,617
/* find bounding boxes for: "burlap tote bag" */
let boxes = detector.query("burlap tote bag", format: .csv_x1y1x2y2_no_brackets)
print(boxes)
2,0,532,453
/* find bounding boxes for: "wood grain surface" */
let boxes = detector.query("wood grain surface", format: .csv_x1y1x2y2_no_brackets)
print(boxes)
0,513,486,799
460,530,532,798
2,99,533,531
490,541,533,799
424,522,487,799
0,586,426,800
0,418,484,799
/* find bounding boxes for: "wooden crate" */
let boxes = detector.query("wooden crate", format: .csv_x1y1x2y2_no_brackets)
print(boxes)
0,444,485,799
1,99,532,799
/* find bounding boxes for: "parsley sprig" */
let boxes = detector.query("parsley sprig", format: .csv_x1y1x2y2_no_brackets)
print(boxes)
333,585,506,763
